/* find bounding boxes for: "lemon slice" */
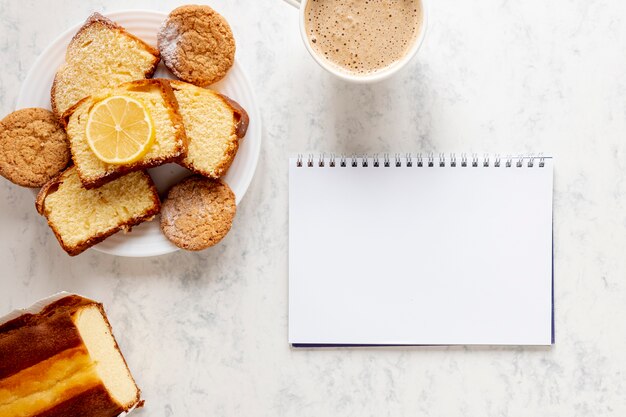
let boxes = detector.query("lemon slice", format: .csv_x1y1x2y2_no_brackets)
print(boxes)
86,96,155,165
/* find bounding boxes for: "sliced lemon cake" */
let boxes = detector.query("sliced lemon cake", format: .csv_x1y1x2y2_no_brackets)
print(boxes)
0,295,140,417
169,80,248,178
51,12,160,119
64,79,187,189
36,166,160,256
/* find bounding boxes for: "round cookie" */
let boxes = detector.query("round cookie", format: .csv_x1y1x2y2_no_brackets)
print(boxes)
158,5,236,87
160,175,236,251
0,108,70,188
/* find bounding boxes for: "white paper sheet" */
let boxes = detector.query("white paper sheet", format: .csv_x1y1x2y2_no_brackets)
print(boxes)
289,155,554,346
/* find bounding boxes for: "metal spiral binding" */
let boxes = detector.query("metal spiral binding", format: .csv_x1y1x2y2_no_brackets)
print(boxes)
295,153,548,168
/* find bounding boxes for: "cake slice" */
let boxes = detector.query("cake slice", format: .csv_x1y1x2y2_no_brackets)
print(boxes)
0,295,140,416
36,166,160,256
169,80,248,178
64,79,187,189
51,12,160,119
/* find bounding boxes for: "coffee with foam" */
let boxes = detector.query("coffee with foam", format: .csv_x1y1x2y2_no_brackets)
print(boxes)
304,0,423,76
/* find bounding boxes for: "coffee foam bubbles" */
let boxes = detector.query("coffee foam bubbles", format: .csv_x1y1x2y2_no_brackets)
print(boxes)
305,0,423,75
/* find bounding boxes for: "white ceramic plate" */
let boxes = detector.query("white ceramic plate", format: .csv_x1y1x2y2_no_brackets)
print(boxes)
17,10,262,257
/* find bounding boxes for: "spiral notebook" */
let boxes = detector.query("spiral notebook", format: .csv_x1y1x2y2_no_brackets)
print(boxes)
289,154,554,346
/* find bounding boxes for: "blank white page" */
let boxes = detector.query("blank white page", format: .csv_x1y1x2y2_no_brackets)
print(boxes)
289,155,554,346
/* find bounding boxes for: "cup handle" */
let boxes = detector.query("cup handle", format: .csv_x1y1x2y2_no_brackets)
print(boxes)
283,0,301,8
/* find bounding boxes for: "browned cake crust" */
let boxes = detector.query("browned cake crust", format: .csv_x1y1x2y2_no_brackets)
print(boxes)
51,12,160,119
157,5,236,86
0,108,71,188
218,93,249,140
35,386,124,417
0,295,141,415
35,167,162,256
0,295,93,379
62,79,187,189
160,175,236,250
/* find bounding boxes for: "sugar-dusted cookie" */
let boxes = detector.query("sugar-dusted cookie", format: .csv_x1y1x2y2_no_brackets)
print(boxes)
160,175,236,250
0,108,70,188
157,5,236,86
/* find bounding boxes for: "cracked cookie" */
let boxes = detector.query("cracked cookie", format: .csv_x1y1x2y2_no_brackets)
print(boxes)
160,175,236,250
0,108,70,188
157,5,236,87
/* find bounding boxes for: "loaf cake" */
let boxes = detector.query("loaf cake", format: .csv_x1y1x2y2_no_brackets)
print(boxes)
0,295,140,416
36,166,160,256
64,79,187,188
51,13,160,119
169,80,248,178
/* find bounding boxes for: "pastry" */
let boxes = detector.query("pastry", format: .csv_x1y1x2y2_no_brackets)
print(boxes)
36,167,160,256
51,13,160,118
160,175,236,250
157,5,236,86
0,108,70,187
63,79,187,189
169,80,248,178
0,295,141,416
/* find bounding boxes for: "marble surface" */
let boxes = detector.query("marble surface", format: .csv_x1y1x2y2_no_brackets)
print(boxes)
1,0,625,415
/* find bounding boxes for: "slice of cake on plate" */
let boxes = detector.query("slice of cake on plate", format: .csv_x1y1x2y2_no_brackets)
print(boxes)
169,80,248,178
51,12,160,119
63,79,187,189
36,166,161,256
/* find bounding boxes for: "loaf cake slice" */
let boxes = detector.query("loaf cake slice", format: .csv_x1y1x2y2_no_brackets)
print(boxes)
51,12,160,119
36,166,160,256
169,80,248,178
64,79,187,188
0,295,140,417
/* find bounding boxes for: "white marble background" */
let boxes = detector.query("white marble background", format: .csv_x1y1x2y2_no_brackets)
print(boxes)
1,0,625,415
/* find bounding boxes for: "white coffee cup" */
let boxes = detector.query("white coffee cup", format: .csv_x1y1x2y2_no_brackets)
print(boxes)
283,0,428,83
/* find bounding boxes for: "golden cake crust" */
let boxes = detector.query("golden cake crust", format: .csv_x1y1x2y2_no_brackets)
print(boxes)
0,108,70,188
160,175,236,250
157,5,236,86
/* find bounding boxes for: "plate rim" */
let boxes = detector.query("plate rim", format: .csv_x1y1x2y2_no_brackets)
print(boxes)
16,9,262,257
